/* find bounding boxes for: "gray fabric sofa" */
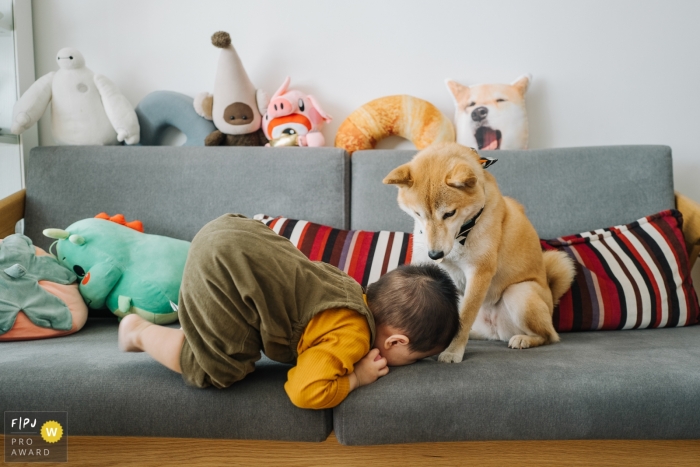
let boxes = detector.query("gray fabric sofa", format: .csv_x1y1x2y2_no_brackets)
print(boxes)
2,145,698,445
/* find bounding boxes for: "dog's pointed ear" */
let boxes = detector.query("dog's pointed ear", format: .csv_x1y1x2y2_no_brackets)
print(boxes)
445,79,470,105
511,74,531,96
383,164,413,187
445,163,477,189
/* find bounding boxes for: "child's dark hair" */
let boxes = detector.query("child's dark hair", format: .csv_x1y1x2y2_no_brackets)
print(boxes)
366,263,461,353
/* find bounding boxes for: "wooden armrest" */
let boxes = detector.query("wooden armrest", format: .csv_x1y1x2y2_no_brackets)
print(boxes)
0,189,25,239
675,191,700,270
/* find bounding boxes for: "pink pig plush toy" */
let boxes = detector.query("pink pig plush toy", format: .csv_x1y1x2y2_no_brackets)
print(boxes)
263,77,332,147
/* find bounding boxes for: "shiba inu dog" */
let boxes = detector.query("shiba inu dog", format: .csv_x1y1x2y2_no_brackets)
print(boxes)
446,75,531,151
383,143,574,362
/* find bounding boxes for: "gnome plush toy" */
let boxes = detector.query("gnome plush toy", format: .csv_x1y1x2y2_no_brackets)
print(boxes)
194,31,268,146
11,48,140,145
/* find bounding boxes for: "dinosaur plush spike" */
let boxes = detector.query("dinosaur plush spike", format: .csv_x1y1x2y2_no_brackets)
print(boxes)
44,217,189,324
94,212,144,232
125,220,144,232
69,234,85,245
110,214,126,225
43,228,71,240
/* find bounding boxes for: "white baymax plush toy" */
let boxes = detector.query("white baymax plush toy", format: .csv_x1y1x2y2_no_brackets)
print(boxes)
11,48,140,145
445,75,531,150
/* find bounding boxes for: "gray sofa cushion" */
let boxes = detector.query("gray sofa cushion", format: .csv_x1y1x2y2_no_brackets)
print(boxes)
333,325,700,445
351,146,675,239
0,319,332,441
24,146,350,251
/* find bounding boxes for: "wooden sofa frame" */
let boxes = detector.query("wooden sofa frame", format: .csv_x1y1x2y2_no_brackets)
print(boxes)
1,433,699,466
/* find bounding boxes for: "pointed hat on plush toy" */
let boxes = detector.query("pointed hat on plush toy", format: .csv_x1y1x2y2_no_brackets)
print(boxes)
209,31,263,136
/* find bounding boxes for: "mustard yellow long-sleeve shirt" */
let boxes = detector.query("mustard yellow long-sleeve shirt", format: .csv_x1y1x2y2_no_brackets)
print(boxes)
284,308,371,409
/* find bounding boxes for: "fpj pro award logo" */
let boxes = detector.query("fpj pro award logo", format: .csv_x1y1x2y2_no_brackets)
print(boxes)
5,411,67,463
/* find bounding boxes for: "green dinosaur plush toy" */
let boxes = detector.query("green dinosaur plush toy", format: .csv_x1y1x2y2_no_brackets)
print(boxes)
43,215,190,324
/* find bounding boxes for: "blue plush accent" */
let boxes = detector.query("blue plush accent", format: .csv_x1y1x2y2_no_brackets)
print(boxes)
135,91,216,146
0,234,77,334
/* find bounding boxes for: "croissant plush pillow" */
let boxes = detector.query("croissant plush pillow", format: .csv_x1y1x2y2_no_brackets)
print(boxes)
334,95,455,154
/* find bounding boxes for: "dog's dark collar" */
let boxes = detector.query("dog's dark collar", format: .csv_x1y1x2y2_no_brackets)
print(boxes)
479,156,498,169
456,207,484,246
454,156,497,245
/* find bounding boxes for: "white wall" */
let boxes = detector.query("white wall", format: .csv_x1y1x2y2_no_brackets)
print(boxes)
30,0,700,201
0,0,21,200
0,0,16,131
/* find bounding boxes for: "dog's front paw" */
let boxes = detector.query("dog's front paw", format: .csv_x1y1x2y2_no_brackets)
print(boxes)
508,335,531,349
438,350,464,363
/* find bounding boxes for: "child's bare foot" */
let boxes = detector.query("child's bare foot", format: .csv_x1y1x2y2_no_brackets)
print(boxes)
118,314,152,352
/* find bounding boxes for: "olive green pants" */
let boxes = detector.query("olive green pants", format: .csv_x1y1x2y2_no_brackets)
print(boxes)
177,214,373,389
178,215,264,389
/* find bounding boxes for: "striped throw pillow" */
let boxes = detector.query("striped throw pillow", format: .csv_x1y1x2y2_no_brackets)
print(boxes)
541,210,700,332
254,215,413,288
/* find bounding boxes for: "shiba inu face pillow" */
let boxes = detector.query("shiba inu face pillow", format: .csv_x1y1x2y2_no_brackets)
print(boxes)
445,75,531,150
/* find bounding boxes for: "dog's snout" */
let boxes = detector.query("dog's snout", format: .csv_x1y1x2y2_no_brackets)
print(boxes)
472,106,488,122
428,250,445,261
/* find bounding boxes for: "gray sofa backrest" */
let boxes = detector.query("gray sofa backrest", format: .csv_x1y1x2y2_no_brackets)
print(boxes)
351,146,675,239
24,145,676,250
24,146,350,251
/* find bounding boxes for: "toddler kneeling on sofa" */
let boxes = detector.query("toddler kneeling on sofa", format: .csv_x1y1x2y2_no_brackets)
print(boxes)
118,214,460,409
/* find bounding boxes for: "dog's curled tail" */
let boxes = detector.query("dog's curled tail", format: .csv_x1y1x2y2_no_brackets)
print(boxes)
543,250,576,305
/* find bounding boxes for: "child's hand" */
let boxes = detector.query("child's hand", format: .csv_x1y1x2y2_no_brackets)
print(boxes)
351,348,389,390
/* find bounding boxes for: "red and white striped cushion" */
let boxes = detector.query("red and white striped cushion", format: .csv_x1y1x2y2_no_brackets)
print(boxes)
254,215,412,288
542,210,700,331
258,211,698,333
